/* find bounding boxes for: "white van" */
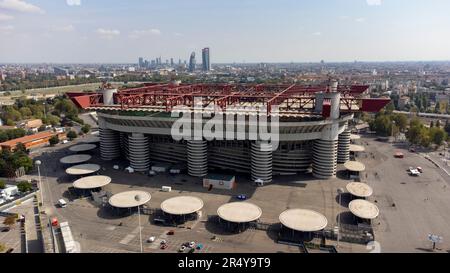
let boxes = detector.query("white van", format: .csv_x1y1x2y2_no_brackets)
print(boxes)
58,199,67,208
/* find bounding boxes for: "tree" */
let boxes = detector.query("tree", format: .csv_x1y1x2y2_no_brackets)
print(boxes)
0,180,6,189
81,124,91,134
66,130,78,140
49,135,59,146
392,114,408,132
15,142,27,154
429,127,447,146
17,181,33,193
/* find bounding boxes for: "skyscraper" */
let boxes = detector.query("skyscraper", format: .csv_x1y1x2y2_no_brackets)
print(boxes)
189,52,196,72
202,48,211,71
138,57,144,68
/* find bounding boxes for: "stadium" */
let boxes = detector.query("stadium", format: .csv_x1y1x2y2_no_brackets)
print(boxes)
68,82,389,184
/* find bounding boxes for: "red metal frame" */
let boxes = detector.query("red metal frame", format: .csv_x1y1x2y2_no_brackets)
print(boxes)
68,84,390,114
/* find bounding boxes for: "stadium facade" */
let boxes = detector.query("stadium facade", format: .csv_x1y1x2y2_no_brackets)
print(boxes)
68,82,389,184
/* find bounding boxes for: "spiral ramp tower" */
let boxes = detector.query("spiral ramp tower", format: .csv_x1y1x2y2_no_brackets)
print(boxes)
337,128,351,164
251,142,273,184
100,128,121,161
128,133,150,172
187,140,208,177
312,139,338,179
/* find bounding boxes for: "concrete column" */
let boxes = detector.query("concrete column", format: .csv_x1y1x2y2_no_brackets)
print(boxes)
187,140,208,177
312,139,338,179
100,128,121,161
337,127,351,164
128,133,150,172
251,142,273,184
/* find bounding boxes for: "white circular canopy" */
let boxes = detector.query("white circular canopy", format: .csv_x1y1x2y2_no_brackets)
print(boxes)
346,182,373,198
73,175,111,190
349,144,365,152
349,199,379,220
279,209,328,232
60,154,92,165
217,202,262,223
82,137,100,144
65,164,100,176
109,191,151,208
344,161,366,172
160,196,204,215
69,144,97,152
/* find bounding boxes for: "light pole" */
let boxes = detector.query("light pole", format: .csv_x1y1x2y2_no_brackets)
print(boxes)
135,194,143,253
337,188,344,248
35,160,43,206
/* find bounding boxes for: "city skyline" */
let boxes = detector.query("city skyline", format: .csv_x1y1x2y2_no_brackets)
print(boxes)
1,0,450,63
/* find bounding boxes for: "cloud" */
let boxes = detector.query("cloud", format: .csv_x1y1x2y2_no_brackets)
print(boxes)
355,17,366,23
96,28,120,39
129,28,161,39
0,24,14,34
366,0,382,6
313,32,322,36
52,24,75,32
174,32,183,37
0,13,14,21
66,0,81,6
0,0,45,14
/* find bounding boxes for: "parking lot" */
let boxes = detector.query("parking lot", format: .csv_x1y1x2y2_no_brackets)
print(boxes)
23,134,450,253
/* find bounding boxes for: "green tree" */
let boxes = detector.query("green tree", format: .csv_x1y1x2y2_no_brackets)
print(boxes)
429,127,447,146
19,107,32,118
0,180,6,189
15,142,27,154
81,124,91,134
49,135,59,146
17,181,33,193
66,130,78,140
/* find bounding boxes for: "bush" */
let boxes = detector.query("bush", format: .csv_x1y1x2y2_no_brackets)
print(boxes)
81,124,91,134
17,181,33,193
0,180,6,189
49,135,59,146
66,130,78,140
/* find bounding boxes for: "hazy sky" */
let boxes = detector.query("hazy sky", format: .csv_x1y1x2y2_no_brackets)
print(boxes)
1,0,450,63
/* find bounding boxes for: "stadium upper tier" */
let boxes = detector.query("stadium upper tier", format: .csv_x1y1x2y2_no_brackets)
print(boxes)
67,83,390,117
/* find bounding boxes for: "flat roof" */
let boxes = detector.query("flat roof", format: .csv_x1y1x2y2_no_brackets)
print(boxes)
65,164,101,176
0,131,55,147
344,161,366,172
217,202,262,223
109,190,151,208
279,209,328,232
349,199,380,220
73,175,111,190
205,174,235,181
350,134,361,140
160,196,204,215
346,182,373,198
60,154,92,164
349,144,366,152
69,144,97,152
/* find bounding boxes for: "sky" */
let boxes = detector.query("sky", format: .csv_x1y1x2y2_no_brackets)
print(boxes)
0,0,450,63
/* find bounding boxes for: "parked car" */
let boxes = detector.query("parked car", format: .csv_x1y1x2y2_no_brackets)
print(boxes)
147,236,155,243
160,240,167,245
179,246,186,252
167,230,175,235
189,241,196,248
160,244,168,250
236,195,247,200
196,244,204,250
